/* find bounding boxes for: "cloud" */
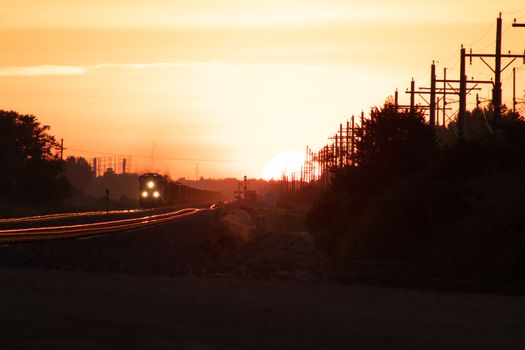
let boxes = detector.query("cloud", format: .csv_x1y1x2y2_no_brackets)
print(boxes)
92,61,223,71
0,61,223,77
0,65,87,77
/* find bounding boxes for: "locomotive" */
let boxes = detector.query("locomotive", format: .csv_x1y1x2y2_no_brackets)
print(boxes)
139,172,222,208
139,173,167,208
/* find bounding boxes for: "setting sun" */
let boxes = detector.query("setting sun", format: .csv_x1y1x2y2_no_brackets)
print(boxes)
262,151,305,180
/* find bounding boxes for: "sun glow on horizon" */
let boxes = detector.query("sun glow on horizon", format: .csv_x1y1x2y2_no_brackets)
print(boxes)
262,151,305,181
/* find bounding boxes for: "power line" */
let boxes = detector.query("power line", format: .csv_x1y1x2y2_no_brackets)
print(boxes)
469,20,496,47
66,147,255,164
502,7,525,15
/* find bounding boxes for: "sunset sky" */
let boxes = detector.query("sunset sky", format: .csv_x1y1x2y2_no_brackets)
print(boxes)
1,1,524,179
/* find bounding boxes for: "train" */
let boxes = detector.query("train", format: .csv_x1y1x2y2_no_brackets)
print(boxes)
139,173,222,208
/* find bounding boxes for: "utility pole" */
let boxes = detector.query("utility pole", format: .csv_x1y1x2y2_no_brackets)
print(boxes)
493,14,502,129
334,133,338,168
60,138,64,160
404,65,480,129
410,79,415,113
351,115,355,166
305,145,308,184
345,120,350,166
411,51,491,137
464,14,525,133
394,89,399,109
93,158,98,177
513,67,517,113
401,77,437,119
443,68,447,126
512,18,525,115
339,123,343,167
459,46,467,139
430,62,436,126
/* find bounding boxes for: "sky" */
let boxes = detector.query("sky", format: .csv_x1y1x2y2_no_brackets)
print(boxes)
1,0,525,179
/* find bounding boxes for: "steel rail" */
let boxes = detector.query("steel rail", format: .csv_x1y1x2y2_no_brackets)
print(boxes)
0,208,206,243
0,209,155,224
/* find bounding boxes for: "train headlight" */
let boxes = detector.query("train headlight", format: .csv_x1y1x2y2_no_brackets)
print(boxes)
153,191,160,198
147,181,155,189
141,191,148,198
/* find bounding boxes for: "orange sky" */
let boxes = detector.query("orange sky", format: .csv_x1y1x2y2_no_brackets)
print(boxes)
1,1,524,179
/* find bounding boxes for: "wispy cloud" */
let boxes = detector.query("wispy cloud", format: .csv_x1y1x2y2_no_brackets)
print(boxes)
92,61,223,70
0,65,88,77
0,61,223,77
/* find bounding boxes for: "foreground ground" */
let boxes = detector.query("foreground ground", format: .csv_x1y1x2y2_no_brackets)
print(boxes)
1,208,524,348
1,267,525,349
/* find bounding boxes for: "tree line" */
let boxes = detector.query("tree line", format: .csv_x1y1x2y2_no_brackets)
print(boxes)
0,110,69,205
307,101,525,287
0,110,104,211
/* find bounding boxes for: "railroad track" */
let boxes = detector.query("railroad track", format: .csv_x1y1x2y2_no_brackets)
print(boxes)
0,208,206,244
0,209,150,225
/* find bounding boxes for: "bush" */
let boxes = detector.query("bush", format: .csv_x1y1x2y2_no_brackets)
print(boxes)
307,104,525,284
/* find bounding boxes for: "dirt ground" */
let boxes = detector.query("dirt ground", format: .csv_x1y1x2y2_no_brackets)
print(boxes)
1,208,524,349
1,267,525,349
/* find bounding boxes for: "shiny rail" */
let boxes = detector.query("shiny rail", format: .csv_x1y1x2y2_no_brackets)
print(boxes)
0,208,206,243
0,209,150,224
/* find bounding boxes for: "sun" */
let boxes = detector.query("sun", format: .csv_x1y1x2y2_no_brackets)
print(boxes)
262,151,305,180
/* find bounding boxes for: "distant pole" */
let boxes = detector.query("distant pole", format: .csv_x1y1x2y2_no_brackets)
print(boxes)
311,148,314,182
306,151,308,185
305,145,309,184
443,68,447,126
195,163,199,181
459,46,467,139
331,142,335,170
476,93,480,110
311,151,314,183
60,139,64,160
394,89,399,110
493,14,502,130
334,134,339,168
430,62,436,126
513,67,517,113
351,115,355,166
410,79,415,113
320,148,325,185
346,120,350,166
339,123,343,168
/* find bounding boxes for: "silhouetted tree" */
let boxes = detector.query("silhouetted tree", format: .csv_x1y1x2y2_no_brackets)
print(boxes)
355,103,436,186
0,110,69,204
308,102,525,288
308,102,436,257
65,156,93,190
